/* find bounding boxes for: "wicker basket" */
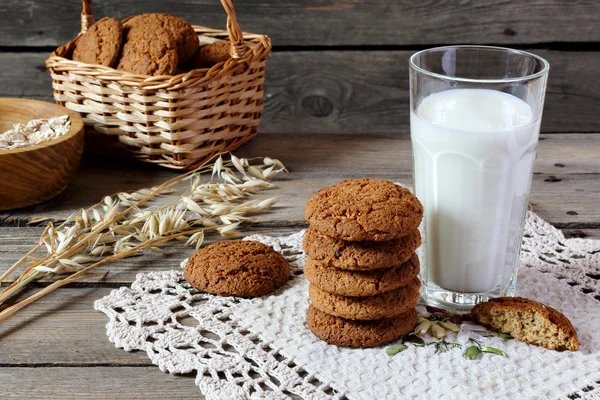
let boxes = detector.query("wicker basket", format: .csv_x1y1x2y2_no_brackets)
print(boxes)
46,0,271,170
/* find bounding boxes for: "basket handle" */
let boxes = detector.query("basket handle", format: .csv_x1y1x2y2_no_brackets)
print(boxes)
81,0,94,33
220,0,246,60
79,0,246,59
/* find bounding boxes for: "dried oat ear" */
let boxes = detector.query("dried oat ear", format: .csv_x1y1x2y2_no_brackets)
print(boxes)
0,154,286,323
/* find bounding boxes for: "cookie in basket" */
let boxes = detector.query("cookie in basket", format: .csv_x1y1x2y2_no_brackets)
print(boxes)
305,178,424,241
304,253,420,297
124,13,199,64
186,40,231,69
303,226,421,270
72,17,123,67
117,23,179,76
307,305,417,348
184,240,290,297
471,297,579,351
309,278,421,320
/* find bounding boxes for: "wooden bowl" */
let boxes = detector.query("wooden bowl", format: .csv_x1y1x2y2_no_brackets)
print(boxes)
0,98,84,210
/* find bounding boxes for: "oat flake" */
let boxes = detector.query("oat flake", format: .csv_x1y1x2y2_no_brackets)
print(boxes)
0,115,70,151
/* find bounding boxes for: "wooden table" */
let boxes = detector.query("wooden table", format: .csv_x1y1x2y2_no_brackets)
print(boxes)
1,132,598,398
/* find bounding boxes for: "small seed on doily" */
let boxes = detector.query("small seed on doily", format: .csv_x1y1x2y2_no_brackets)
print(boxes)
439,321,460,332
431,323,446,339
414,319,432,335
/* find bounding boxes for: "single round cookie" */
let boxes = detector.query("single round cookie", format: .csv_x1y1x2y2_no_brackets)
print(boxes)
124,14,199,64
309,278,421,320
184,240,290,297
307,305,417,348
303,226,421,270
304,179,424,241
73,17,123,67
304,253,420,297
117,23,178,76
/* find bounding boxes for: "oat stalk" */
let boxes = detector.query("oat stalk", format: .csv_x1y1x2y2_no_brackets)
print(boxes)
0,154,286,320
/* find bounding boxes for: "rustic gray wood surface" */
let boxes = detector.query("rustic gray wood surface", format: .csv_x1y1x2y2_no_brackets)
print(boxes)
1,51,599,133
2,133,599,228
0,133,598,399
2,0,599,47
1,0,599,396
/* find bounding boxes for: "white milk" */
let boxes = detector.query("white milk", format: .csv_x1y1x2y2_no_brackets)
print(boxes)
411,88,540,293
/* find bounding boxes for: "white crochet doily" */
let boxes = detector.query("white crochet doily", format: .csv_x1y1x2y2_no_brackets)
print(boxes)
95,212,600,400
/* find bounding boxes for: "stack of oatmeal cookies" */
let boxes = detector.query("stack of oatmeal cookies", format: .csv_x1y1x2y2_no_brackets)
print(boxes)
303,178,424,348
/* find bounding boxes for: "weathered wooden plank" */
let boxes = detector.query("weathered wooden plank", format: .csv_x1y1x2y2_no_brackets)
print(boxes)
0,287,150,365
1,50,599,133
1,132,599,226
0,53,50,100
0,225,303,283
562,229,600,240
1,367,200,399
0,133,598,226
528,174,600,228
0,132,598,285
0,220,594,283
535,134,600,173
245,49,600,134
1,0,598,47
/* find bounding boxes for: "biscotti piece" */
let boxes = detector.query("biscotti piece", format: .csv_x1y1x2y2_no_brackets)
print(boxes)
305,179,424,241
303,226,421,270
124,14,199,64
304,253,420,297
307,305,417,348
117,23,179,76
73,17,123,67
184,240,290,297
471,297,579,351
309,278,420,320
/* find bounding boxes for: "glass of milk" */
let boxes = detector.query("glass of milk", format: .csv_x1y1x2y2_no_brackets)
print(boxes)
409,46,549,311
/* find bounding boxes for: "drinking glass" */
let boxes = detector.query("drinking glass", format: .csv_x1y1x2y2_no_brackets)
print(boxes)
409,46,549,311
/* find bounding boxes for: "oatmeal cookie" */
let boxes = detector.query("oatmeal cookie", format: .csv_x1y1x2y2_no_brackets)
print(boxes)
307,305,417,348
309,278,420,320
116,23,178,76
124,13,199,64
304,253,420,297
72,17,123,67
186,40,232,69
303,226,420,270
184,240,290,297
305,179,423,241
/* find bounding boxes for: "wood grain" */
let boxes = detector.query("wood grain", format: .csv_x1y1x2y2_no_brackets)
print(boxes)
0,226,301,284
0,132,598,226
2,1,599,396
1,51,599,134
562,229,600,240
0,99,84,210
0,131,597,398
1,0,598,47
0,132,597,285
1,367,200,399
0,288,149,365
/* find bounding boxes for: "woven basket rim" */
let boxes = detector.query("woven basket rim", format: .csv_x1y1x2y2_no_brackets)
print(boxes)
46,24,272,90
